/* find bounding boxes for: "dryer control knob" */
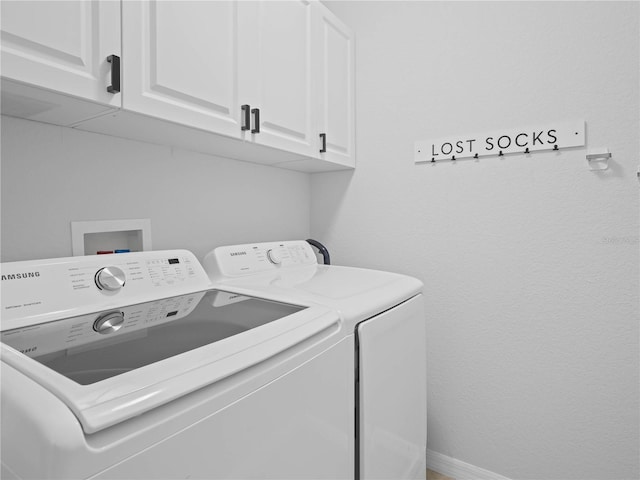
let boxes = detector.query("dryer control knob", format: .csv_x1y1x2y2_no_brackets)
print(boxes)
95,266,126,291
266,249,282,265
93,311,125,334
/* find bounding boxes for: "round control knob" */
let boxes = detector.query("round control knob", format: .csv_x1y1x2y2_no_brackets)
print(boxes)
95,266,126,291
93,311,125,335
266,249,282,265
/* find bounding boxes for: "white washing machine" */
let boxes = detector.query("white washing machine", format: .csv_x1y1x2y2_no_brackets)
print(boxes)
0,250,354,479
203,240,427,480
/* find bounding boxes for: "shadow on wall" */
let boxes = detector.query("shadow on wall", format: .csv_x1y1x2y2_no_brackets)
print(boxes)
310,170,354,235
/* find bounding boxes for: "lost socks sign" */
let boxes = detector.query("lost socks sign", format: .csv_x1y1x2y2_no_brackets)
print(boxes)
415,120,585,163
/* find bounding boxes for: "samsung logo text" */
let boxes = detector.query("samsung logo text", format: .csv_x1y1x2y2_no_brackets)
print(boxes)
1,272,41,281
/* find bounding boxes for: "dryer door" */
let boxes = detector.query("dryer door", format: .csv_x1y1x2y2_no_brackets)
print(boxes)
357,294,427,480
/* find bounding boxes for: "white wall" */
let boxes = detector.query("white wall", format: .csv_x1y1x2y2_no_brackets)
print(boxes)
315,2,639,479
1,116,311,262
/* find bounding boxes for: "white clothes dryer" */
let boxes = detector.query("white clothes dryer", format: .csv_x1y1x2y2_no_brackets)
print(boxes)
203,240,427,480
0,250,353,479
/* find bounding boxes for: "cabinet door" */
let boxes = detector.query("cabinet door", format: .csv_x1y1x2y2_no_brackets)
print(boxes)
123,1,242,138
239,0,316,157
314,4,356,167
0,0,120,107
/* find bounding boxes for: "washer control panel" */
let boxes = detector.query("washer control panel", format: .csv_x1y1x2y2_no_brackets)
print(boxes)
95,266,126,291
204,240,318,278
266,249,283,265
93,311,125,334
0,250,212,330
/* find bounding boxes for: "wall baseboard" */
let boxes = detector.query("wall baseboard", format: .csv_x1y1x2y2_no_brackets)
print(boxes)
427,449,512,480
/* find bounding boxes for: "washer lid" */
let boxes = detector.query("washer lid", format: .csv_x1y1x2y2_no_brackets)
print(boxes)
1,289,341,434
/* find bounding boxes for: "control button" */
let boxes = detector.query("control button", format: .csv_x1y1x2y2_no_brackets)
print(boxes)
93,311,125,334
95,266,126,291
266,249,282,265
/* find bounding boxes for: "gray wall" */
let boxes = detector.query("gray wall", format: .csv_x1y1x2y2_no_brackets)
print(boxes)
314,2,639,479
1,116,311,262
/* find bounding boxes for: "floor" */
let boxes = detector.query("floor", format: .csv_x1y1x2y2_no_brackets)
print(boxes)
427,469,455,480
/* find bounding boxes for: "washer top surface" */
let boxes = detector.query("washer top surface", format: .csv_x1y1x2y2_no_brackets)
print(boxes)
0,250,342,433
204,241,423,325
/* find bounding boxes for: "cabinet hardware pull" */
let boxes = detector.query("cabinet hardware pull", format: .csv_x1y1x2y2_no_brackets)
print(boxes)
106,55,120,93
319,133,327,153
241,104,251,131
251,108,260,134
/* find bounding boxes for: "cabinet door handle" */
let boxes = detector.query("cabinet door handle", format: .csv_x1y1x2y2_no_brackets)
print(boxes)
251,108,260,134
106,55,120,93
241,104,250,131
319,133,327,153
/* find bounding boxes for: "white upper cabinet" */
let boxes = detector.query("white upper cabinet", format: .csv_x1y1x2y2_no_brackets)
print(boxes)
123,0,317,157
314,4,356,168
0,0,354,172
0,0,121,122
122,1,242,138
238,0,316,157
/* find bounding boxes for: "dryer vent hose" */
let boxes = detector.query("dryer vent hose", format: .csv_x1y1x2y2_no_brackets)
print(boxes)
306,239,331,265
